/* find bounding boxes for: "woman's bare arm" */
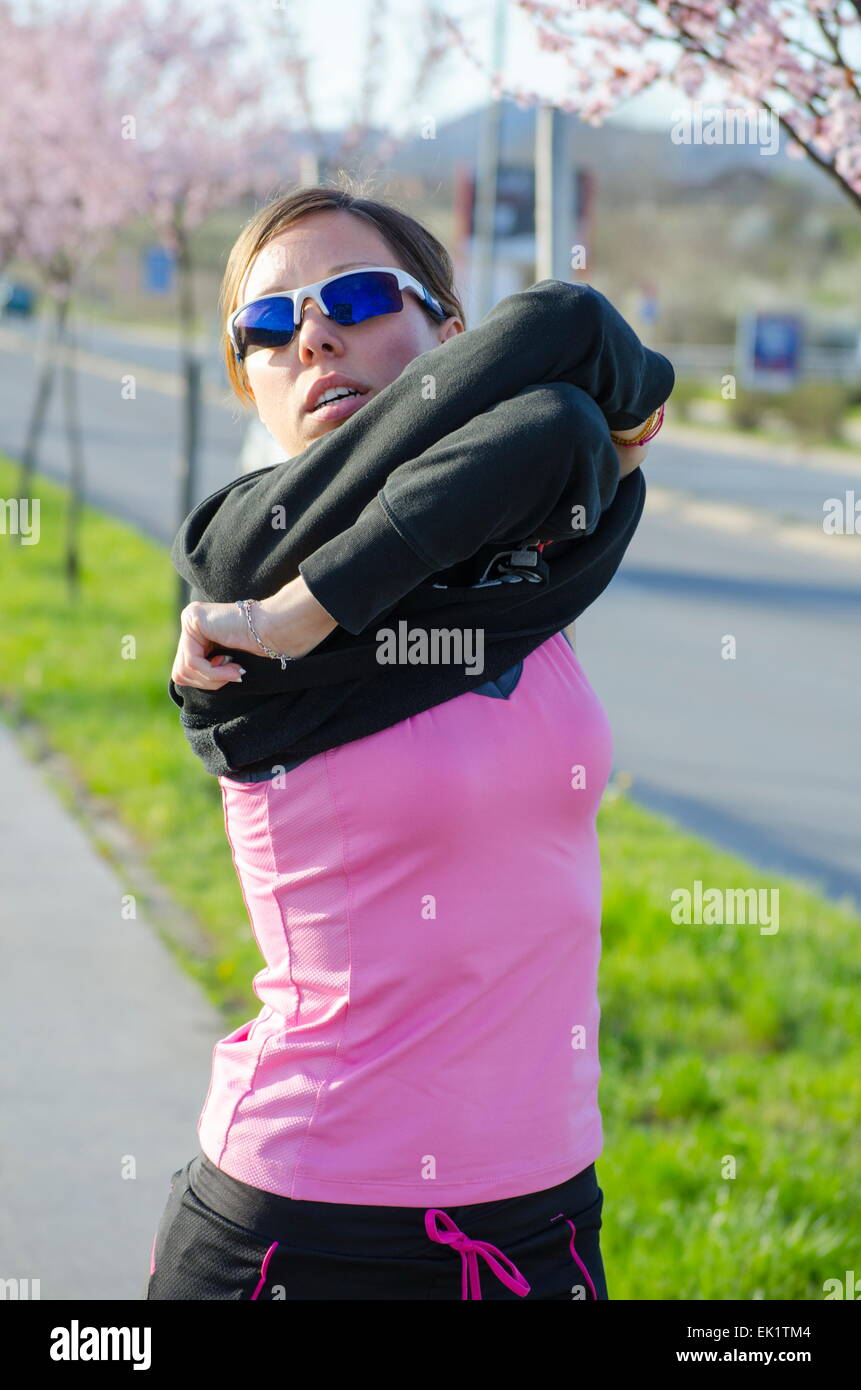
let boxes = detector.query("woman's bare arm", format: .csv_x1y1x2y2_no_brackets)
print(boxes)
612,424,652,479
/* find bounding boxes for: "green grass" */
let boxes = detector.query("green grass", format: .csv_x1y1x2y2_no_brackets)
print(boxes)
669,376,861,453
596,792,860,1298
2,454,859,1300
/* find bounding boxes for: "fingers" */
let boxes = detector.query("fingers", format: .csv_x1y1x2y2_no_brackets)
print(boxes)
173,670,242,689
173,665,244,689
172,650,245,690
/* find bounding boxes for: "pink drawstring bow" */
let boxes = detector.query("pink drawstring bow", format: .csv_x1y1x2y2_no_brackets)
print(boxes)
424,1209,531,1300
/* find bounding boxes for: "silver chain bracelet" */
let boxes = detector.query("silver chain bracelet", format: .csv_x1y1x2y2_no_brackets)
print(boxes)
235,599,295,669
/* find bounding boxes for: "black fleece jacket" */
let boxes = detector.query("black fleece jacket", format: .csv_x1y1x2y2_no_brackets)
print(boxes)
168,278,675,777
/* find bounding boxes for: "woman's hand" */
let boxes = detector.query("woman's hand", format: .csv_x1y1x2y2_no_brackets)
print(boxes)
171,601,255,691
171,576,339,690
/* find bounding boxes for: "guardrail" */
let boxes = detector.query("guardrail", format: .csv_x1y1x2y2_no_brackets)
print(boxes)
658,343,861,383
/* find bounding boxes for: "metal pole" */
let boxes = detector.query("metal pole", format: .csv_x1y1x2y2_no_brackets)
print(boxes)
535,103,553,282
535,102,572,282
176,353,201,618
471,0,507,323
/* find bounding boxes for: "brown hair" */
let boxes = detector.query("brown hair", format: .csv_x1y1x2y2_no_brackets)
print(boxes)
219,180,467,409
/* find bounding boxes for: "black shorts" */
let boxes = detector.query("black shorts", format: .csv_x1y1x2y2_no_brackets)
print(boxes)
144,1152,608,1301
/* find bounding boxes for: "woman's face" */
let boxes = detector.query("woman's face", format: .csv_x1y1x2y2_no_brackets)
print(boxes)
238,209,465,457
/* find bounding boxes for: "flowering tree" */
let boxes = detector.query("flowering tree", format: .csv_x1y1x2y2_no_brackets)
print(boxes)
2,0,286,594
107,0,290,615
2,0,147,584
440,0,861,211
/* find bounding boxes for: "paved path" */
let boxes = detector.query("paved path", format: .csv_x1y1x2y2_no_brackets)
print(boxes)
0,718,222,1300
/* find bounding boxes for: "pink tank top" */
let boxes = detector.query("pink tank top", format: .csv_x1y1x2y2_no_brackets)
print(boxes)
198,630,613,1205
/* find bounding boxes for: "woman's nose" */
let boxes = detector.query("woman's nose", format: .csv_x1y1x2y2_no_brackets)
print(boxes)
296,301,342,354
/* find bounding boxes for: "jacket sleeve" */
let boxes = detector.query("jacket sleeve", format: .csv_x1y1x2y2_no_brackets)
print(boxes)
171,279,674,614
298,381,622,634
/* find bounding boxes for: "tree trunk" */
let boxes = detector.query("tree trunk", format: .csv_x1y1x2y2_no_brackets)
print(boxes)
61,292,85,597
14,293,64,543
173,204,203,625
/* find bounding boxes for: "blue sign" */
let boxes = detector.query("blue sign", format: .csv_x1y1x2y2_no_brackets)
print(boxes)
640,288,659,324
737,311,802,390
143,245,174,294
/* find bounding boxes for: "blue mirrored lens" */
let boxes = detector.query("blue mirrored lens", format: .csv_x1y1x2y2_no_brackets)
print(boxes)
233,296,295,356
320,271,402,325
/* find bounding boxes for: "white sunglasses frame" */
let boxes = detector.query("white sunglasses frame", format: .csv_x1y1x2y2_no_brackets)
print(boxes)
228,265,448,363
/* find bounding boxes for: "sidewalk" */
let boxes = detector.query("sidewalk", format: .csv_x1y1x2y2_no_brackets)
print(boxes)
0,714,224,1301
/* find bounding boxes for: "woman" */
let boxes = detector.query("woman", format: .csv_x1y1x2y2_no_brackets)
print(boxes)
146,184,670,1301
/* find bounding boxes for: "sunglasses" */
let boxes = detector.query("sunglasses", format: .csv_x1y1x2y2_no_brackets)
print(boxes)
228,266,448,364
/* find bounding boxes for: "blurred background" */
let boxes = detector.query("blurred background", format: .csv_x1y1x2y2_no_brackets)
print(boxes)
0,0,859,1304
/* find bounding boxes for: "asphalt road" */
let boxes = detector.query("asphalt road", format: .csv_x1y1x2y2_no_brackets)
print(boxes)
576,504,860,910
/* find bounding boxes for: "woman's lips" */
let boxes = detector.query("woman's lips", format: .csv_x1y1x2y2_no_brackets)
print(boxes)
308,390,370,422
